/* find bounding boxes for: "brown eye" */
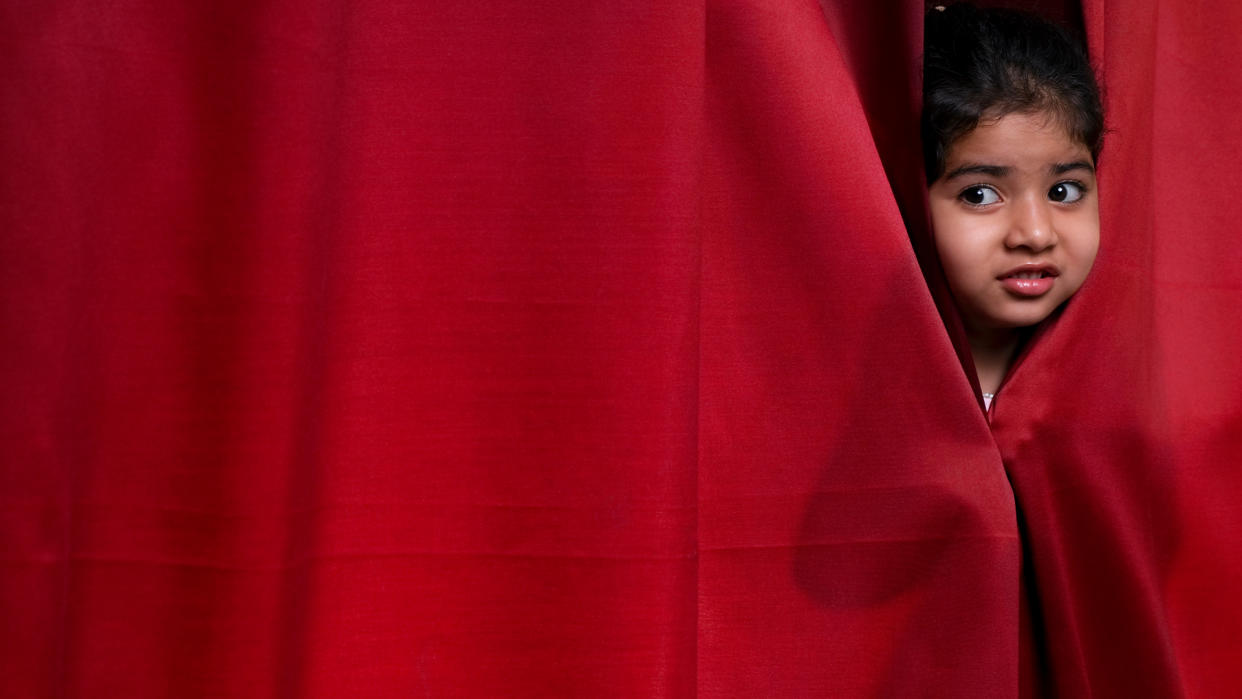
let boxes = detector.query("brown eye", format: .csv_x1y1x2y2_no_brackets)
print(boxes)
1049,181,1085,203
959,186,999,206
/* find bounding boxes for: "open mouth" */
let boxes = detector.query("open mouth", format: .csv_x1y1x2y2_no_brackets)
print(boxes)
998,267,1058,297
998,266,1059,280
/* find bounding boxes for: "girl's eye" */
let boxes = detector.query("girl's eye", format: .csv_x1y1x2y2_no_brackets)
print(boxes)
959,185,1000,206
1049,181,1086,203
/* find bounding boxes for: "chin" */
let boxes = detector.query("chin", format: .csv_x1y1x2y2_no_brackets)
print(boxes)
984,305,1063,330
962,304,1049,331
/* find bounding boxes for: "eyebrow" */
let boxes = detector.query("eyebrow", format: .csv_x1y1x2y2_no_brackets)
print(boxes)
1051,160,1095,175
942,164,1009,180
941,160,1096,181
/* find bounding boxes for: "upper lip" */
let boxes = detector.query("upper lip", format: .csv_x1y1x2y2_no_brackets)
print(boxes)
997,263,1060,279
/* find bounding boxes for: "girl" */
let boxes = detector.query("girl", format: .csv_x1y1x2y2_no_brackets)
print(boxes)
922,4,1104,411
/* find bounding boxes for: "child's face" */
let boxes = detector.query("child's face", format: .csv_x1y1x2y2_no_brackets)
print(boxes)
928,111,1099,334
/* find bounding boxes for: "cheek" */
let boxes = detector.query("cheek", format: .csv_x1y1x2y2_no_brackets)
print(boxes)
1063,214,1101,276
930,209,989,279
928,194,958,234
929,201,960,262
1085,217,1101,265
933,238,989,304
1083,236,1100,272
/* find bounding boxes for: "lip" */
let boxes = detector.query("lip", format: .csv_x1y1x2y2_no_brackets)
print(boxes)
997,263,1060,298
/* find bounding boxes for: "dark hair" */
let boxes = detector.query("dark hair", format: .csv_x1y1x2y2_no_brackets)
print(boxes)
921,3,1104,181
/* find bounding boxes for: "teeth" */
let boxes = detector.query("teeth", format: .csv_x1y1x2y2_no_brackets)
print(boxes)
1012,272,1042,279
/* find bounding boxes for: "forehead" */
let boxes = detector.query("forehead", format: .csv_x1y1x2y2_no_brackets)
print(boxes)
946,111,1091,167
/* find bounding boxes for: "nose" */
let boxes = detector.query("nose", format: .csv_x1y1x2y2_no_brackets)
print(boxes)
1004,194,1057,252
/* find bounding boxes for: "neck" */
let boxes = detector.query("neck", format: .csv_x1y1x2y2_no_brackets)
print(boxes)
966,325,1024,396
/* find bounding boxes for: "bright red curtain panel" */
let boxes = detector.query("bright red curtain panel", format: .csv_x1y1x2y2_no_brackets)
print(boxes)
3,1,1241,696
1,3,703,696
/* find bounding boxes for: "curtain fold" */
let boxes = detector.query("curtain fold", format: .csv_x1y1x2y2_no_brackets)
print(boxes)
701,0,1017,695
3,0,1241,696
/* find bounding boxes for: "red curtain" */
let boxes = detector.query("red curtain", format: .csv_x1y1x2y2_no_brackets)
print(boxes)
2,0,1240,696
